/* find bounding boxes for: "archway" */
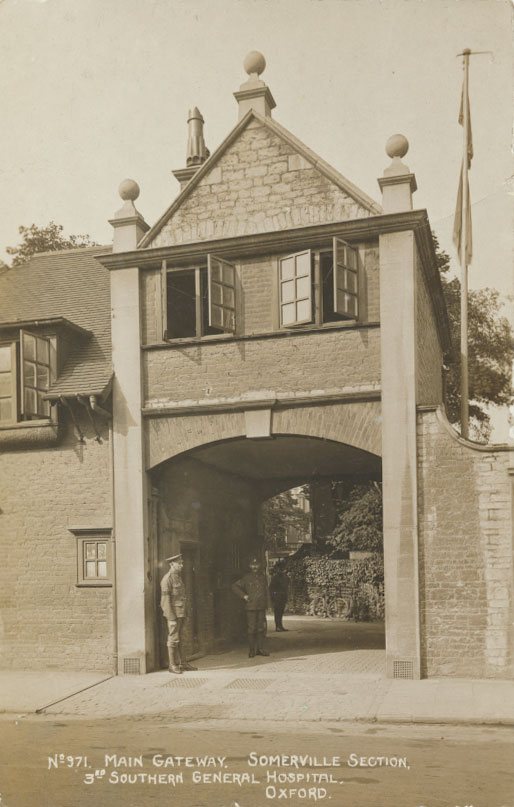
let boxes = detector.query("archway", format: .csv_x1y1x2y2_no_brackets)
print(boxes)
150,430,383,668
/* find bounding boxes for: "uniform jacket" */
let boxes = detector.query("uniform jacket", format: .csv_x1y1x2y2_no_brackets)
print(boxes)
232,571,269,611
160,567,187,620
269,571,289,602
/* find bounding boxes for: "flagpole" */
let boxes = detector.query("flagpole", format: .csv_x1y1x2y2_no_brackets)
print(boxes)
460,48,470,439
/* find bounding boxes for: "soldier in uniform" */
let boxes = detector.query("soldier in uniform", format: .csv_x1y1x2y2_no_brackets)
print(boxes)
269,562,289,631
232,557,270,658
160,553,197,674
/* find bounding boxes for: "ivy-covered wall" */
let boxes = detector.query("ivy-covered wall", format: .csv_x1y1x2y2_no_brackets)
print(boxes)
282,555,384,621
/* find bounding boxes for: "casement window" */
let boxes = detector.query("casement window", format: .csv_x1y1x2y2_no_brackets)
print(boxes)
0,330,56,426
162,254,236,340
278,237,359,328
70,528,113,587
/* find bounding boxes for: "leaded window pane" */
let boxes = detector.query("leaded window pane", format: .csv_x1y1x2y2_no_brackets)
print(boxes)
0,374,11,396
0,399,12,421
282,302,296,325
24,361,36,387
280,256,295,280
281,280,295,303
97,542,107,559
297,299,311,321
24,334,36,361
296,276,310,298
97,561,107,578
37,338,49,364
0,346,11,372
85,561,97,578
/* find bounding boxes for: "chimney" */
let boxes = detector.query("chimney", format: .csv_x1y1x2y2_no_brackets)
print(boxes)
109,179,149,252
234,50,276,120
172,107,210,190
377,134,417,214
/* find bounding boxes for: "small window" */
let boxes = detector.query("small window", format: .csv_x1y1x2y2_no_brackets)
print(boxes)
70,529,113,587
0,330,56,426
163,254,237,339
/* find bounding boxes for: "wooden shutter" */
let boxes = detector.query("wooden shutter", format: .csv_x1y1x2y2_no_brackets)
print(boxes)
279,250,312,327
208,255,236,333
161,260,168,340
20,329,52,418
0,343,17,425
333,237,358,319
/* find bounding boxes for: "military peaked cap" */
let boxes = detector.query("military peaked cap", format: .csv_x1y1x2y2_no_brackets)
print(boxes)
165,553,183,563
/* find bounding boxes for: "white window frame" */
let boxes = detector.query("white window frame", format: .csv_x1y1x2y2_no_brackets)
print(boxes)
0,331,57,427
278,249,313,328
0,342,18,426
163,254,237,340
69,528,113,587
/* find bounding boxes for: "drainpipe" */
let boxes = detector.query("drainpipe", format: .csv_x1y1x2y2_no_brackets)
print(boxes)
108,418,118,676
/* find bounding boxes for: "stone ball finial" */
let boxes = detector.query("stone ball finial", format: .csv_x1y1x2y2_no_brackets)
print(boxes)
118,178,140,202
244,50,266,76
386,134,409,159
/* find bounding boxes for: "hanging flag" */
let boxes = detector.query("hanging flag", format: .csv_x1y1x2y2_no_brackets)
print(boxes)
458,83,473,168
453,79,473,265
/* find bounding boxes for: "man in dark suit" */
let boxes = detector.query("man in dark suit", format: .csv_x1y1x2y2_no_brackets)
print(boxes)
232,557,270,658
270,563,289,631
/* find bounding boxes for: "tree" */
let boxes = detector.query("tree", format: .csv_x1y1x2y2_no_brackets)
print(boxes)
6,222,97,267
434,235,514,440
327,482,383,555
262,488,311,551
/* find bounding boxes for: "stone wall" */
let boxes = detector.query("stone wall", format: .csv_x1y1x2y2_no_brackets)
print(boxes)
0,410,113,672
149,121,373,249
417,408,514,678
415,250,444,406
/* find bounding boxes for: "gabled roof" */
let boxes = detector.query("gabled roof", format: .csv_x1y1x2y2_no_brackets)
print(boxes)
0,246,112,398
139,109,381,248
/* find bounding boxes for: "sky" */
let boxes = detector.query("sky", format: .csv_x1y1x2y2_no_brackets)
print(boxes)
0,0,512,435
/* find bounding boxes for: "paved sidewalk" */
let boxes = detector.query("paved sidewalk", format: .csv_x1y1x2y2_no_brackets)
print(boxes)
1,617,513,725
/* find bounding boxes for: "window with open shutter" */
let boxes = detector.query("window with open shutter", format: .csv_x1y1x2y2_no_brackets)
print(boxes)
333,237,358,319
20,330,53,419
0,343,17,425
279,250,312,327
208,255,236,334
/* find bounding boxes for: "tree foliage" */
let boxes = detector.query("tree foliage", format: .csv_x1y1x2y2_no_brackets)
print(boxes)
434,235,514,439
262,488,311,551
6,222,97,267
326,482,383,554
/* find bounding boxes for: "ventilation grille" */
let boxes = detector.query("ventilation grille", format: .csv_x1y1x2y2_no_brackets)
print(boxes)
164,678,206,689
123,657,141,675
225,678,274,690
393,660,414,679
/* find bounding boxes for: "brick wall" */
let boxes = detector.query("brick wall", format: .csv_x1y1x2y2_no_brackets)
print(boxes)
140,245,380,347
144,327,380,408
415,250,444,405
418,408,514,678
149,122,373,249
0,410,113,672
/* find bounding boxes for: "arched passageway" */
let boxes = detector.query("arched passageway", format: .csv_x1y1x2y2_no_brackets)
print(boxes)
150,434,382,668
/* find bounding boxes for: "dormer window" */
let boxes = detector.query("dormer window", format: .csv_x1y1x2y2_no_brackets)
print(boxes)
279,237,359,328
0,330,56,426
163,254,236,339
